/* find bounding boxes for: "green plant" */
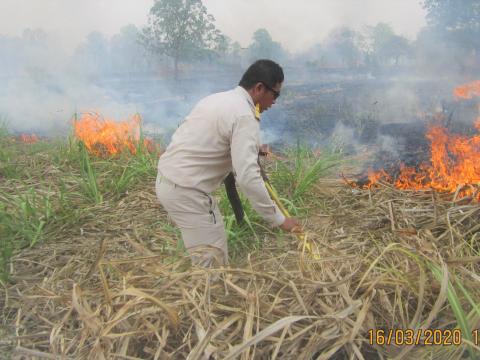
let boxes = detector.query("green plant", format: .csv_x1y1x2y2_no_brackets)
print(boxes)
0,203,13,282
219,190,261,256
0,186,54,280
0,124,18,179
78,141,103,204
429,263,475,359
272,143,341,202
16,187,52,246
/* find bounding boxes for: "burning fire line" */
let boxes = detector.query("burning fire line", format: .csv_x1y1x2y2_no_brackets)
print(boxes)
454,80,480,100
19,134,39,143
349,80,480,200
73,112,156,157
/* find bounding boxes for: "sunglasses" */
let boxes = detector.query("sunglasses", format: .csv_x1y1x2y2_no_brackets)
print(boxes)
261,82,280,99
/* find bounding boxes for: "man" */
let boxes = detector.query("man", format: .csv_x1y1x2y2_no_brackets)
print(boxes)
155,59,300,267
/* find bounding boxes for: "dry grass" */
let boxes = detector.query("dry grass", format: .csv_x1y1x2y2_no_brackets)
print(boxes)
2,174,480,359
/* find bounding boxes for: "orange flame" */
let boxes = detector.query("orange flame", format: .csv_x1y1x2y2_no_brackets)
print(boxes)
20,134,38,143
367,168,391,188
359,80,480,200
365,121,480,198
454,80,480,100
73,113,155,157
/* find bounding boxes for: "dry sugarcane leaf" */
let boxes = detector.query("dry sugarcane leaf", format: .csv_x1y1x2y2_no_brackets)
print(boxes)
113,288,180,330
223,316,317,360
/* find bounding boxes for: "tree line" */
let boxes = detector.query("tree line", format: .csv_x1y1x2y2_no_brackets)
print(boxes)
138,0,480,77
0,0,478,79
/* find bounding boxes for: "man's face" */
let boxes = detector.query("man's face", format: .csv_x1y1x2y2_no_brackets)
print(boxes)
257,82,282,112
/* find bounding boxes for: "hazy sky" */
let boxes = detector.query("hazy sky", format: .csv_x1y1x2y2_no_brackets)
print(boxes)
0,0,427,52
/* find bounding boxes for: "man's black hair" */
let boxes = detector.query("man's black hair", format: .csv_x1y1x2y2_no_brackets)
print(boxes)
239,59,284,90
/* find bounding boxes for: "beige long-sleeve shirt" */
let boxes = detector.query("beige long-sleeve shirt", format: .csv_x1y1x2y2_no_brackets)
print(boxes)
158,86,285,227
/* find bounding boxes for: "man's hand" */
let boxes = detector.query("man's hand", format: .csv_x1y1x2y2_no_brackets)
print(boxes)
280,217,302,233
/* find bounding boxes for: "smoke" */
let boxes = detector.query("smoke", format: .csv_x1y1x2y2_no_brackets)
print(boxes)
0,30,137,134
328,122,398,157
0,70,141,135
0,28,233,136
0,0,477,167
329,123,358,153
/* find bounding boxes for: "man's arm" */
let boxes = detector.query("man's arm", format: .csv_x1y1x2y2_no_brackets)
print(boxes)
230,114,285,227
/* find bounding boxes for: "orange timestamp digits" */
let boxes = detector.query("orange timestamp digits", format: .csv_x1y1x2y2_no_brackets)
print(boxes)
368,328,463,346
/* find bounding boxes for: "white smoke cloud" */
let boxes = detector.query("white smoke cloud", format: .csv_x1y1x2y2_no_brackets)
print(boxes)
0,0,432,138
0,68,140,135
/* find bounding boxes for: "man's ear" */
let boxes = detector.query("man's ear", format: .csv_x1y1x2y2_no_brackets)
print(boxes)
253,82,263,93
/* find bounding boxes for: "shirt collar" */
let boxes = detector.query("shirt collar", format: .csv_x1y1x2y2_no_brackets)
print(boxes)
235,86,259,120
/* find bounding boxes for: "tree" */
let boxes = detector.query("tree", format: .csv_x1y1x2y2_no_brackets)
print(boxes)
21,28,48,45
324,27,363,68
21,29,65,74
74,31,110,75
422,0,480,72
230,41,242,58
110,25,148,75
388,35,410,66
212,32,230,58
364,23,411,69
413,27,452,74
142,0,220,78
227,41,243,66
423,0,480,52
0,29,66,77
248,29,286,62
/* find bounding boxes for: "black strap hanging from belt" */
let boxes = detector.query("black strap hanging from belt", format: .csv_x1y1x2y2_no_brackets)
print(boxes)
224,172,244,223
224,149,270,224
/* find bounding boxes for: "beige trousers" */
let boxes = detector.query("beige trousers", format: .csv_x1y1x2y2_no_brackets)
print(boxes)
155,173,228,267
